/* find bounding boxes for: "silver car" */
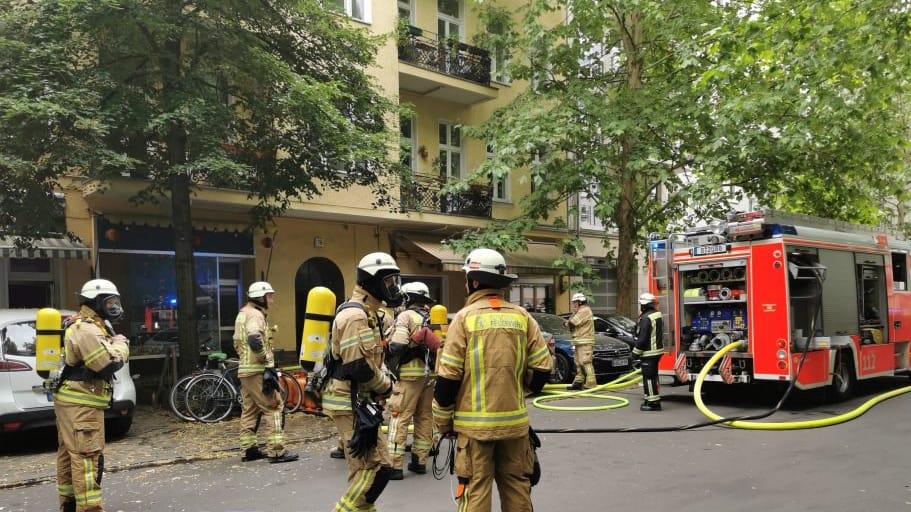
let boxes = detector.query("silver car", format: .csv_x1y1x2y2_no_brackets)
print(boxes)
0,309,136,437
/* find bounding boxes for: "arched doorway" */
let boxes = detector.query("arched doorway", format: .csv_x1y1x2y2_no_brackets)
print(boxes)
295,257,345,355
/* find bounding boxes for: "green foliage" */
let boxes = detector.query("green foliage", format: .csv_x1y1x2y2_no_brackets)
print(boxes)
456,0,911,314
0,0,399,234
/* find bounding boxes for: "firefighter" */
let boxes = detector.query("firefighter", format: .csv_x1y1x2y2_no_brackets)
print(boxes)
235,281,299,463
386,281,442,480
634,292,664,411
563,292,596,390
54,279,130,512
434,248,553,512
326,252,400,512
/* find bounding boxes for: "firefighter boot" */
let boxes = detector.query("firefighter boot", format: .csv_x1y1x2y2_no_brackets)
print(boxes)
407,454,427,475
269,451,300,464
640,401,662,411
61,500,76,512
243,446,267,461
329,447,345,459
566,382,584,391
388,469,404,480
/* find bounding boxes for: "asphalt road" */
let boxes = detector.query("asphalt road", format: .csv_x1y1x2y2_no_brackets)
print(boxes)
3,377,911,512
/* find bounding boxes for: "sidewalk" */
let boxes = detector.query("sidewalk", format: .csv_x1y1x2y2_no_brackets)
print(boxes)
0,405,337,490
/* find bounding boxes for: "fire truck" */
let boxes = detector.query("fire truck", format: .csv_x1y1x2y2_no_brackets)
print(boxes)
647,209,911,401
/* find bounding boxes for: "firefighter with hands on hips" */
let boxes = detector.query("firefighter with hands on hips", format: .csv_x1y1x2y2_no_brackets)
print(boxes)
434,248,553,512
54,279,130,512
386,281,442,480
325,252,401,512
234,281,299,463
634,292,664,411
562,292,596,390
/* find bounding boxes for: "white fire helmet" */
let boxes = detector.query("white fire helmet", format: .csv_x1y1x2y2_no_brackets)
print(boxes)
248,281,276,299
79,279,120,299
638,292,657,305
401,281,434,304
462,248,517,288
571,292,587,303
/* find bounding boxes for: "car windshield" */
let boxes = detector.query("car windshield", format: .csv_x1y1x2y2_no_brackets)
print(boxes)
531,313,570,335
606,314,637,332
2,322,37,357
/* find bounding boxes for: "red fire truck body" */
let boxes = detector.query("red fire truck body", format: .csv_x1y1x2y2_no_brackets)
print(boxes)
648,210,911,398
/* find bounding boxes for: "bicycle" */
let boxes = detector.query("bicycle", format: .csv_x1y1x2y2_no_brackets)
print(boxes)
183,356,304,423
168,351,236,422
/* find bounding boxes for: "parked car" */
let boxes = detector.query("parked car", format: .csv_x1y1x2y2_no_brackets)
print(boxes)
560,312,639,349
0,309,136,437
531,312,632,384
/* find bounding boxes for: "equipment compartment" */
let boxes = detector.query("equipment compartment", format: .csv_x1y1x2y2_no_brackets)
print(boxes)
678,259,748,353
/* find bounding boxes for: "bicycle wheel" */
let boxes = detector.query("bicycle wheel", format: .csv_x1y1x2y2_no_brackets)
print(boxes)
185,374,237,423
279,371,303,414
168,374,198,422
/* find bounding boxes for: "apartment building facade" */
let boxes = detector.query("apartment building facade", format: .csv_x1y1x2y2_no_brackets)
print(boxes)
3,0,622,358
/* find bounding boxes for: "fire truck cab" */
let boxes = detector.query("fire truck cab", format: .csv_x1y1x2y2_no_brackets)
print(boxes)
648,210,911,400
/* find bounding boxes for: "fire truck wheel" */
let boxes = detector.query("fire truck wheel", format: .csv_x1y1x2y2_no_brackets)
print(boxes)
827,352,856,403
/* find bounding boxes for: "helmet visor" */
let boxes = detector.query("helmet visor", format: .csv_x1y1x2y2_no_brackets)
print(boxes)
382,273,402,304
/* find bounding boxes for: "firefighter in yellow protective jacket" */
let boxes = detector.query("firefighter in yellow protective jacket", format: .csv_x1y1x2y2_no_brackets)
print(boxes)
385,281,442,480
234,281,298,463
325,252,400,512
54,279,130,512
433,248,553,512
563,292,596,390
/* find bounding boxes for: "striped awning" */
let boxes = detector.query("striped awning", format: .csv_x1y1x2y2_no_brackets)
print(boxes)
0,236,90,259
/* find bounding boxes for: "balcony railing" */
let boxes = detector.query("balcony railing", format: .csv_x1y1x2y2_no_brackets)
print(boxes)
397,27,491,86
400,175,492,218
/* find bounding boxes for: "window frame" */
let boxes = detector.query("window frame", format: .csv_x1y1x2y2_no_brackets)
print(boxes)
330,0,372,23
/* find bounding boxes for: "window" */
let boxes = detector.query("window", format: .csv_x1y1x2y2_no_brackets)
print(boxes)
438,121,461,179
487,144,510,202
488,17,510,83
510,283,553,313
437,0,462,41
329,0,371,22
892,252,908,291
398,0,413,22
401,115,415,172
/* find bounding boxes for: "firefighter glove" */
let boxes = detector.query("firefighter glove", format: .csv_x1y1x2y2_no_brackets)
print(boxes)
262,367,280,394
410,326,441,351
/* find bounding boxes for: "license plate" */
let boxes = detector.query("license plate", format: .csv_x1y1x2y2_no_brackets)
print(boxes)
692,244,729,256
612,358,629,367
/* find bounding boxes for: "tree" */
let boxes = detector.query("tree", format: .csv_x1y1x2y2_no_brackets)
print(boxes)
458,0,910,317
0,1,399,376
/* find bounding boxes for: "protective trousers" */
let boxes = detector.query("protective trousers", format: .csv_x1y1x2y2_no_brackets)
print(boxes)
387,377,434,468
571,343,596,388
333,411,393,512
640,356,661,403
55,402,104,512
454,434,535,512
238,374,285,457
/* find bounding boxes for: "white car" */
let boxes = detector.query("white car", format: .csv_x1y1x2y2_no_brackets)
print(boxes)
0,309,136,437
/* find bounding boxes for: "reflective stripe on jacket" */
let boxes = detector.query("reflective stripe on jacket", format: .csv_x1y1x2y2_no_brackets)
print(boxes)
323,288,392,411
390,308,432,380
567,304,595,345
54,306,129,409
233,303,275,377
634,308,664,358
435,290,552,440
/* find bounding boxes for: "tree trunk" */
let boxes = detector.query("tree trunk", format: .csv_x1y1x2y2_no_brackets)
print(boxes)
171,172,199,377
615,9,643,319
163,23,199,378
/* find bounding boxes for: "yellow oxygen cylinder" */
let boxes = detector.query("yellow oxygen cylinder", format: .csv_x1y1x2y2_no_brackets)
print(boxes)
35,308,63,379
299,286,336,372
430,304,448,339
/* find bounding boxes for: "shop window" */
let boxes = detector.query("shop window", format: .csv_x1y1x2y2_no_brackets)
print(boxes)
510,283,553,313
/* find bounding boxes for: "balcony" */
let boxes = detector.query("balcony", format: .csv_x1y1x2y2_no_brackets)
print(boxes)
397,27,497,105
400,175,492,218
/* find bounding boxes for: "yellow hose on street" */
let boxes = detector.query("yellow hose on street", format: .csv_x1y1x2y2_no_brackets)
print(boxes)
693,341,911,430
532,370,642,411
